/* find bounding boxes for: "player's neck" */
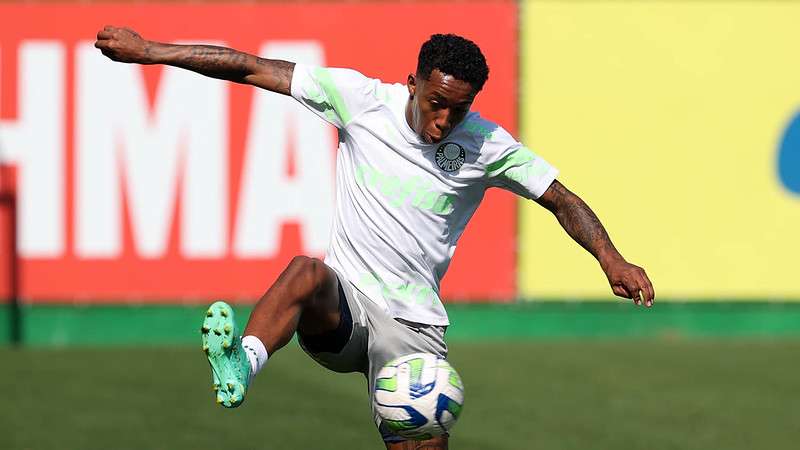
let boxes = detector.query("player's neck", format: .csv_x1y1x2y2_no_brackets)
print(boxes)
404,101,415,134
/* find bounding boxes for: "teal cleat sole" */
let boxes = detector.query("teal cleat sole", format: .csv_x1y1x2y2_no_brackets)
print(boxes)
201,301,250,408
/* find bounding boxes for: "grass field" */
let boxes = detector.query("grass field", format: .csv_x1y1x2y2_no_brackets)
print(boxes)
3,339,798,450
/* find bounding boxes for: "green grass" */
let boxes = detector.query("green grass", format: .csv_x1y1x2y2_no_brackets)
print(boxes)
2,339,798,449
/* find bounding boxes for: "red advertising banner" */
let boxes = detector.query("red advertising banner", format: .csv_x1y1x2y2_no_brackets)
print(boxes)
0,168,13,302
0,2,518,303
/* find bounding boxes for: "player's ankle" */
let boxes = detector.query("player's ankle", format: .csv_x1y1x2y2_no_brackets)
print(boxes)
241,335,269,378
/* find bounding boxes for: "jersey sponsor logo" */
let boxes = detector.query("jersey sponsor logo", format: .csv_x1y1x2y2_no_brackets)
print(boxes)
355,165,455,215
778,110,800,195
435,143,466,172
359,272,439,306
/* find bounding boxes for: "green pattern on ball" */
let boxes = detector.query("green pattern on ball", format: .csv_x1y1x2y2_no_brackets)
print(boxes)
407,357,425,386
384,418,418,432
446,397,463,419
445,363,463,390
376,376,397,392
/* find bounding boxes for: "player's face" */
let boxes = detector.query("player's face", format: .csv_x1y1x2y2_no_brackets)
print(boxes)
407,69,477,144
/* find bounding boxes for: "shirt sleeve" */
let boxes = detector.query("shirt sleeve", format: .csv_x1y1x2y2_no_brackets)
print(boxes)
290,63,378,129
484,126,559,199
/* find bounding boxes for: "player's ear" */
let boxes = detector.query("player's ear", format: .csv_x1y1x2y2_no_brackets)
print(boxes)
407,73,416,99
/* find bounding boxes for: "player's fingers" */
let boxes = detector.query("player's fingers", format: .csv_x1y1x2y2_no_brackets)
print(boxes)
611,285,629,299
633,271,654,307
614,284,639,306
122,27,141,38
97,29,112,40
643,280,655,308
642,271,656,305
95,39,112,50
103,25,116,32
624,278,643,306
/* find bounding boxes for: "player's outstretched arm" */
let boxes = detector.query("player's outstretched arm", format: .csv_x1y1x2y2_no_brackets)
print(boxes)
94,26,294,95
535,180,655,307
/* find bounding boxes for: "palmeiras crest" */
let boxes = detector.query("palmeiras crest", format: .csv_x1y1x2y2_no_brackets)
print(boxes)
435,142,466,172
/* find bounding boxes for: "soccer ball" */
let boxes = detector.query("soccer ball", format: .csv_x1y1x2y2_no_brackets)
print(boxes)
374,353,465,439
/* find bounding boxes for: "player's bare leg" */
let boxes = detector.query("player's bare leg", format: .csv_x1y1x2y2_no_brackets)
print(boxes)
243,255,342,354
386,435,449,450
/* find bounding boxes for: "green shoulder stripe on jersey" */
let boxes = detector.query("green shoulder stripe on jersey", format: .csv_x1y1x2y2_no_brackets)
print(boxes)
463,119,495,140
313,67,352,125
486,146,537,176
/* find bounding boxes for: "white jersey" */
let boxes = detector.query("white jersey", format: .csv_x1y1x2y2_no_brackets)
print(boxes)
291,64,558,326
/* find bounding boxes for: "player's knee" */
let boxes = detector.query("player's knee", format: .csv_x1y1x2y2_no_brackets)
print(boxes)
285,255,328,301
287,255,313,272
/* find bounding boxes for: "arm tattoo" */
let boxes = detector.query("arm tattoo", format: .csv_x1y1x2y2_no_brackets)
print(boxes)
153,44,294,95
538,181,620,263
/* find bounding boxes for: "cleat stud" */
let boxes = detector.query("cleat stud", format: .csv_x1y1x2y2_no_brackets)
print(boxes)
201,325,210,334
220,309,228,317
227,382,235,391
206,309,213,317
202,344,209,352
212,384,219,391
229,395,238,403
222,340,230,349
224,324,232,334
216,396,223,404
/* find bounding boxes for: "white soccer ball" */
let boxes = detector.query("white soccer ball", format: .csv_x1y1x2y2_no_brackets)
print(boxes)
374,353,465,439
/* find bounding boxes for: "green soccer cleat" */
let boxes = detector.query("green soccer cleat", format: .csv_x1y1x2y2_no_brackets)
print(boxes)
201,301,250,408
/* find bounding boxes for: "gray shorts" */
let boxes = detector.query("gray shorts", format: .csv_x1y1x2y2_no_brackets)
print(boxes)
298,273,448,442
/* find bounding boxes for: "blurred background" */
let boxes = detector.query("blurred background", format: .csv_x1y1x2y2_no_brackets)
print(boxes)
1,1,798,449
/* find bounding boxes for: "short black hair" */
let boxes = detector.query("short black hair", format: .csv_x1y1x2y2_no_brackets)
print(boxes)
416,34,489,92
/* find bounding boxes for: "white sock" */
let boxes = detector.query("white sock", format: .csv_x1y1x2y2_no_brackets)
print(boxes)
241,335,269,379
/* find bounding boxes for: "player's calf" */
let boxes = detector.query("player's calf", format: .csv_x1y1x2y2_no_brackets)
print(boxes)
386,435,449,450
243,255,341,354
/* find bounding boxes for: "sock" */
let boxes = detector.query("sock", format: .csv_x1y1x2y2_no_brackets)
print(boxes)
241,335,269,379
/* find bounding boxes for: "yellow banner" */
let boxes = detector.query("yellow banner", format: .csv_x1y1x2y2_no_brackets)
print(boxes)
519,1,800,299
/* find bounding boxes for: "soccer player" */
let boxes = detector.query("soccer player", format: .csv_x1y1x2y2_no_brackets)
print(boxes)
95,27,655,449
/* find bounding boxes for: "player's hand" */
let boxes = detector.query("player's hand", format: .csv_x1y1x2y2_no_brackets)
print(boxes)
602,258,655,307
94,26,152,64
